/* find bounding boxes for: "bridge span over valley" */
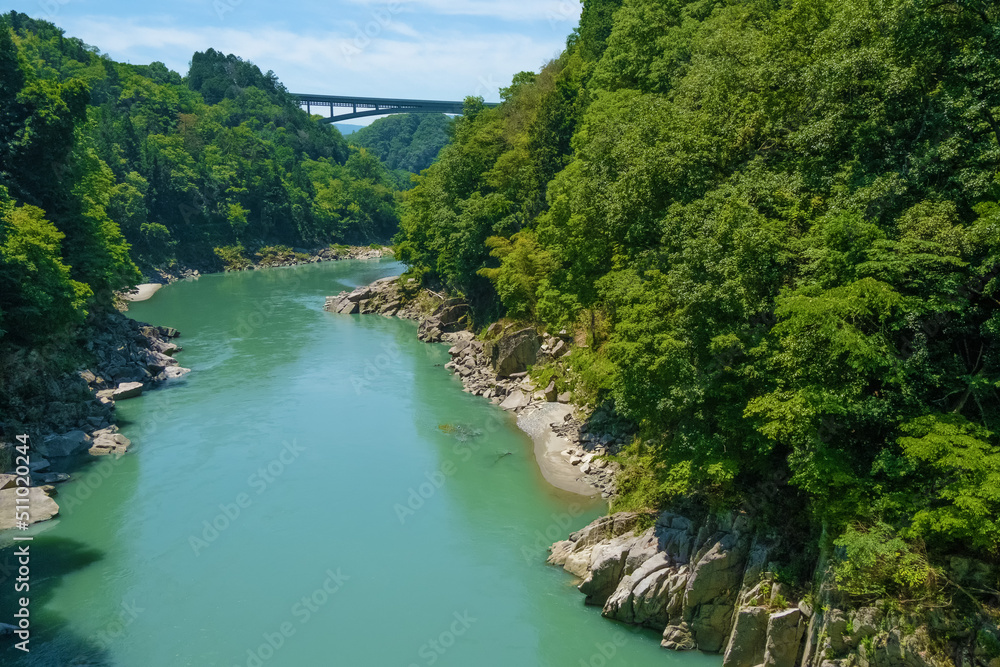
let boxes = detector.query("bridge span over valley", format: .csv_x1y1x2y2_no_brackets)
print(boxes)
292,93,499,123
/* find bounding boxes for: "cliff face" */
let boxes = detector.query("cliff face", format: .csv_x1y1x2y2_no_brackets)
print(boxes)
550,512,999,667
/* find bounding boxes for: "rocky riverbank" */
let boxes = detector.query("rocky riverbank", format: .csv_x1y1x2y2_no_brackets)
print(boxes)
0,313,190,531
120,246,393,305
326,274,1000,667
325,276,624,498
549,510,999,667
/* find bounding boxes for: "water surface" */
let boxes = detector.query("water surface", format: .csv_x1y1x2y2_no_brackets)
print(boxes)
2,259,720,667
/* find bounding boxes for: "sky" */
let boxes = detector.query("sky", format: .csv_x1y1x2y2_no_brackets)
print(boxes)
2,0,582,125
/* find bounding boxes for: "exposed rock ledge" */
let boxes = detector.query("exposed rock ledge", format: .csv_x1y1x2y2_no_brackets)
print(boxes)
550,511,986,667
325,276,618,497
0,314,191,532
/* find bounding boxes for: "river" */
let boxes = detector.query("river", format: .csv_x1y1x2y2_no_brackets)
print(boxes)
2,259,720,667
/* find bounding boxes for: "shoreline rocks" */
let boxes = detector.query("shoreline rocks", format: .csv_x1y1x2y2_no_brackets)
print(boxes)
325,276,619,497
0,313,189,532
549,511,990,667
141,245,393,287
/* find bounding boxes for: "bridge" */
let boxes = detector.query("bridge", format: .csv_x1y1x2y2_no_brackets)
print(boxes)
292,93,499,123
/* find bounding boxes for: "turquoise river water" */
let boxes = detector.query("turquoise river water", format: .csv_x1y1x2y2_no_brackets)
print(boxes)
1,259,721,667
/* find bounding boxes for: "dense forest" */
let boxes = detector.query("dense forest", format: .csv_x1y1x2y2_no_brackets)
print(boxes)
395,0,1000,602
349,113,453,186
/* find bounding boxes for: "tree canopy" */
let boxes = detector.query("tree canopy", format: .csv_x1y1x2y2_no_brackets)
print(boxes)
394,0,1000,567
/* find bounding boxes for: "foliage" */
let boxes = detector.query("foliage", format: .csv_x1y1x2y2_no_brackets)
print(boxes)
213,244,251,271
833,523,939,600
349,113,452,175
0,189,91,343
255,245,310,267
392,0,1000,572
898,415,1000,555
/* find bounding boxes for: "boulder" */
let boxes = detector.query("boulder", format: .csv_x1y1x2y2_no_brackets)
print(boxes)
551,339,568,357
848,608,881,644
0,486,59,530
825,609,850,653
161,366,191,380
145,351,177,373
417,317,443,342
663,623,697,650
38,430,91,458
113,382,144,400
603,551,676,627
724,606,770,667
763,608,804,667
499,390,530,411
557,392,572,403
449,339,472,357
544,380,557,402
684,532,747,610
487,328,541,377
549,512,643,578
437,302,470,329
579,539,632,605
90,433,132,456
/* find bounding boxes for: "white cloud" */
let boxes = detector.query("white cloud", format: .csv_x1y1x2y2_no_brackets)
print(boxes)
57,17,565,102
346,0,581,22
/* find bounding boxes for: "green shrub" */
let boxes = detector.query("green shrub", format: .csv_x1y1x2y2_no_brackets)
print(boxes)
255,245,310,267
833,522,938,600
978,630,1000,660
213,244,251,271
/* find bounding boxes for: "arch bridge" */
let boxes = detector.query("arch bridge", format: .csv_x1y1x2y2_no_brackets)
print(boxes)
292,93,498,123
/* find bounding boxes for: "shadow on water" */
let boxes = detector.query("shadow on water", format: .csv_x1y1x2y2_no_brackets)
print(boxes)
0,536,115,666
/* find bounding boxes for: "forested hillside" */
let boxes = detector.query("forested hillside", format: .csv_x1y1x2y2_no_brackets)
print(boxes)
349,113,453,185
396,0,1000,602
1,12,399,289
0,13,402,425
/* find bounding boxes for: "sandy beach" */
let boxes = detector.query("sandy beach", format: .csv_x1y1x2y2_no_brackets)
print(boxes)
517,402,601,497
123,283,163,302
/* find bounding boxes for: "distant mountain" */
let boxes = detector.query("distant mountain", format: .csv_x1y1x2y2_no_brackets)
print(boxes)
334,123,365,136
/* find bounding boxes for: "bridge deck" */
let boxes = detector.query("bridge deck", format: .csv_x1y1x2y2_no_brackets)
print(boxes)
292,93,498,123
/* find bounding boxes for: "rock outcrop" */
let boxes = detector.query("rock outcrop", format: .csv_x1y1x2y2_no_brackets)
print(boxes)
549,511,988,667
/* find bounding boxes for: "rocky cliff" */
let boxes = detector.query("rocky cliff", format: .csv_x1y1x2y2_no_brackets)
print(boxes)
550,511,999,667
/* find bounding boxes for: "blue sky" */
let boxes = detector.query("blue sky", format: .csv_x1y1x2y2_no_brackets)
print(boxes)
2,0,581,124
